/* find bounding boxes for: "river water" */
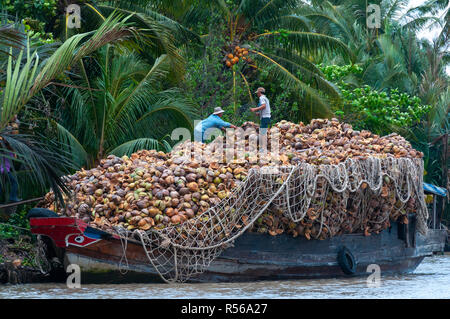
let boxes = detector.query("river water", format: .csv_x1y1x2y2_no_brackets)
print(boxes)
1,255,449,298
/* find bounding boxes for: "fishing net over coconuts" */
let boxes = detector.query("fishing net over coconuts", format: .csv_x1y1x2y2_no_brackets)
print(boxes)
38,118,428,282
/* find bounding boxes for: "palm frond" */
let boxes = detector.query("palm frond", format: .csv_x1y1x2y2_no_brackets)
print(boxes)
0,133,73,205
400,16,441,32
30,13,138,97
406,0,449,16
254,31,353,62
250,49,333,120
384,0,409,22
1,47,39,128
99,1,202,45
212,0,232,20
262,14,312,32
112,54,171,125
0,24,25,55
262,50,341,99
49,119,89,169
129,90,198,137
243,0,299,27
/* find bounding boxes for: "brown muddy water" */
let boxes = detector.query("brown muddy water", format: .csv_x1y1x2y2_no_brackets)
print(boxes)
1,255,449,298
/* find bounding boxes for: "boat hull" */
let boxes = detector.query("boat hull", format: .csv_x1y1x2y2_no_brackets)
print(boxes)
30,216,446,283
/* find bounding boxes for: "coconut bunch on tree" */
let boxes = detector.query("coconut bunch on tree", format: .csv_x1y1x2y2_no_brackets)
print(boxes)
224,45,251,68
208,0,352,113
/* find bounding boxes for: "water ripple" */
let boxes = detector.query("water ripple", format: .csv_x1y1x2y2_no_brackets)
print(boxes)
1,255,450,299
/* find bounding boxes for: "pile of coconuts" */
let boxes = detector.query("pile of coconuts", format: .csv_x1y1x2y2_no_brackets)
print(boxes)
239,118,423,164
249,177,418,240
37,118,424,238
39,150,249,232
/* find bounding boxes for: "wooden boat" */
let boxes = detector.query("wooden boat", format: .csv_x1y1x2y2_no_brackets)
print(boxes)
28,209,446,283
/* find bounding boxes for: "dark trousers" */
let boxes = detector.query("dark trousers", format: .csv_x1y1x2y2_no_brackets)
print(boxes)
0,172,19,202
260,117,271,129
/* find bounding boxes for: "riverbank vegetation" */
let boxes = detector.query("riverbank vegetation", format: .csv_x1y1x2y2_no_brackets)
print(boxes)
0,0,448,246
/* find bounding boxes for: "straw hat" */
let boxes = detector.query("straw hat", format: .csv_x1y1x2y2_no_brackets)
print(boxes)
213,107,225,115
255,87,265,94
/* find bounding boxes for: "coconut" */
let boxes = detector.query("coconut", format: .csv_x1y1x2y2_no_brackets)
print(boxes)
171,215,181,224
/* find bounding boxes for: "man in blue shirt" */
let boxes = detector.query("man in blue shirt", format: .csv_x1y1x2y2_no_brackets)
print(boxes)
194,107,237,142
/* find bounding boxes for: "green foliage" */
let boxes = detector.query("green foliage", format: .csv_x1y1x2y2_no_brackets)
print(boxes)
0,207,30,239
3,0,58,25
408,88,449,186
0,14,141,203
180,0,351,124
320,64,431,136
54,45,197,167
0,206,40,268
338,86,431,135
319,64,363,82
22,18,55,44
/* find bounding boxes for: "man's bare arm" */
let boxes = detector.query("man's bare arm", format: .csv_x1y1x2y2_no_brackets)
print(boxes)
251,103,266,112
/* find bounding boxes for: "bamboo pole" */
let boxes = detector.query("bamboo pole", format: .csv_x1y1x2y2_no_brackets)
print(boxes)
0,197,44,209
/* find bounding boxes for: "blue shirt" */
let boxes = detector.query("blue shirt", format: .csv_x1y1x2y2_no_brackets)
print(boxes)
194,114,231,142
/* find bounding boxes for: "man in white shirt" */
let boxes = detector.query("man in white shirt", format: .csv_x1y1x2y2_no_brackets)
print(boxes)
250,87,271,153
250,87,271,131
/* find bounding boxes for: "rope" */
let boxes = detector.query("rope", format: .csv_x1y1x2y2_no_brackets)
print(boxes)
34,235,51,274
115,227,130,275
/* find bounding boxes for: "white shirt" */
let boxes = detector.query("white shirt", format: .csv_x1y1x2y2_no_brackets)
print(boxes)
259,95,271,118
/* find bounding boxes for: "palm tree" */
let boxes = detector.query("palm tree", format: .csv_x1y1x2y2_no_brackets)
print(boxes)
47,0,201,84
210,0,353,118
0,13,140,203
407,0,449,49
408,88,449,186
51,46,198,168
32,4,200,168
89,0,353,121
304,0,448,95
418,39,449,106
